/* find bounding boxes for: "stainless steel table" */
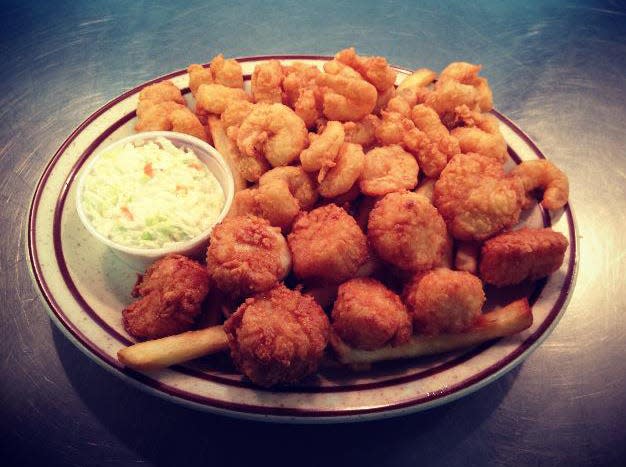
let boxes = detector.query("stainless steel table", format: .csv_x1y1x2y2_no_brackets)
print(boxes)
2,1,625,465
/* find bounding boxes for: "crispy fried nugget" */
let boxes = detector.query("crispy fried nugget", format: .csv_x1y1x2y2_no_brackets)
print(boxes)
479,228,569,286
403,268,485,335
331,278,412,350
224,284,330,387
434,153,525,241
368,191,448,272
122,255,210,340
288,204,368,284
206,215,291,298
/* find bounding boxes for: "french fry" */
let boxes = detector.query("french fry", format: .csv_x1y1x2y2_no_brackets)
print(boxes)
206,116,247,192
330,298,532,365
117,325,229,371
455,241,480,274
397,68,437,92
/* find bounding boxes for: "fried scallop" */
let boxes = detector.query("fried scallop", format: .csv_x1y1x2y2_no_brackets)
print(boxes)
206,215,291,298
479,228,569,286
403,268,485,335
433,153,525,241
224,284,330,387
359,145,419,196
368,191,448,272
122,255,210,340
288,204,368,284
331,278,412,350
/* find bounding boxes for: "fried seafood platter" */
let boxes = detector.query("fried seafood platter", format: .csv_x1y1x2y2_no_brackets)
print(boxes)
89,50,572,400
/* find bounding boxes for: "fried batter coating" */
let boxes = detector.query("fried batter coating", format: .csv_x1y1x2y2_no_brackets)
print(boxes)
300,121,344,179
479,228,569,286
221,100,255,141
439,62,493,112
343,114,381,148
434,153,525,241
317,73,378,122
259,166,318,210
237,103,308,167
187,64,213,97
425,79,480,120
410,104,460,159
122,255,210,340
331,278,412,350
138,81,186,106
359,145,418,196
224,284,330,387
196,83,251,118
450,105,507,162
403,268,485,335
288,204,368,284
335,47,397,92
368,191,448,272
511,160,569,210
317,142,365,198
251,60,285,104
283,63,323,128
210,54,244,89
206,215,291,298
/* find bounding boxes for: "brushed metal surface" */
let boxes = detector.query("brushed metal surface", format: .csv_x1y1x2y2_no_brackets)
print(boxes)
1,0,625,465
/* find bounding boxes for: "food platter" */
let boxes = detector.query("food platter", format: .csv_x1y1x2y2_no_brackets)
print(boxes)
27,55,578,423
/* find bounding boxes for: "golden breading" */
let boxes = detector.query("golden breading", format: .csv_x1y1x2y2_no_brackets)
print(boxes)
479,228,569,286
331,278,412,350
403,268,485,335
123,255,210,340
359,145,419,196
206,215,291,298
433,153,525,241
224,284,330,387
368,191,448,272
287,204,368,284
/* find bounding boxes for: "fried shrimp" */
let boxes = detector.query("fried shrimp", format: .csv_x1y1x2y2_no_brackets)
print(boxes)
223,284,330,387
375,111,415,146
410,104,460,159
335,47,397,92
195,83,251,116
359,145,419,196
479,228,569,286
331,278,412,350
299,120,345,179
403,268,485,335
323,59,363,80
343,114,380,148
220,100,255,141
317,73,378,121
236,103,308,167
251,60,285,104
318,142,366,198
424,79,480,120
206,215,291,298
259,166,318,210
368,191,448,272
451,104,507,162
135,82,207,141
283,63,322,128
228,183,300,232
123,255,210,340
511,160,569,210
288,204,368,284
210,53,244,89
187,64,214,97
439,61,493,111
434,153,525,241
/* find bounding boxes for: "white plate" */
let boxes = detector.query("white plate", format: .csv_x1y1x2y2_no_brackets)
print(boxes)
27,55,578,423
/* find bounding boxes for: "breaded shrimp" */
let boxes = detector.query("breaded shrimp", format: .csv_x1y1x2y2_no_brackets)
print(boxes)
425,79,480,120
236,103,308,167
439,61,493,111
228,183,300,232
206,215,291,298
288,204,368,284
317,73,378,122
480,228,569,286
224,284,330,387
359,145,419,196
187,64,213,97
410,104,460,160
221,100,255,141
195,83,251,116
210,54,243,89
335,47,397,92
300,121,345,180
343,114,381,148
403,268,485,335
138,81,185,106
259,166,318,210
511,160,569,210
434,153,525,241
376,110,415,146
283,63,323,128
251,60,285,104
331,278,412,350
318,142,365,198
451,104,507,162
122,255,210,340
368,191,448,272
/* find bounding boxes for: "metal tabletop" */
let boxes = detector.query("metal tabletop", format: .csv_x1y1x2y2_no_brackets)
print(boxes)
1,1,625,465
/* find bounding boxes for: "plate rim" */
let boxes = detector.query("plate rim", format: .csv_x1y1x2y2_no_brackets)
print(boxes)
26,54,579,422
